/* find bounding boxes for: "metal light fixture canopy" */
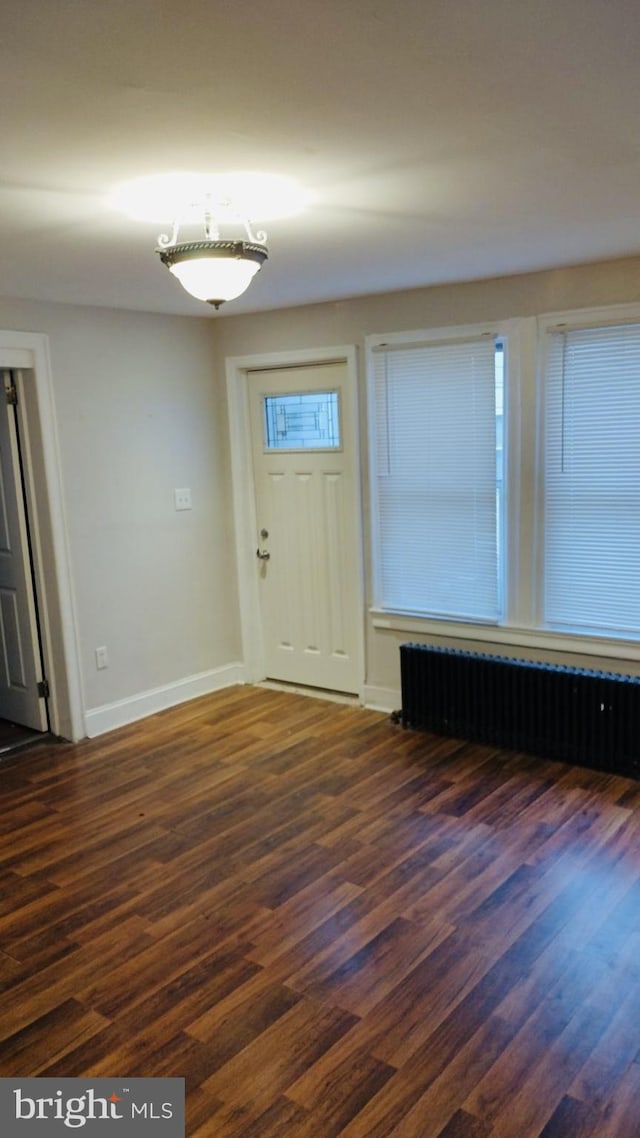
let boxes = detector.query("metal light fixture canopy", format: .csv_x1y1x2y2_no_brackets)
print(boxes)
156,192,268,309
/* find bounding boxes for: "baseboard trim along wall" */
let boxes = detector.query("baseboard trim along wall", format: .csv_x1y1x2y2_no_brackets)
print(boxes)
362,684,400,714
83,664,245,738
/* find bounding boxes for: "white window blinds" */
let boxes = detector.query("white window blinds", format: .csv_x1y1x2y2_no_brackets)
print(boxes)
543,322,640,636
371,334,502,621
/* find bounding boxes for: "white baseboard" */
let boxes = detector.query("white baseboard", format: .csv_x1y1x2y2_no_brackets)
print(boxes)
362,684,401,713
83,663,245,738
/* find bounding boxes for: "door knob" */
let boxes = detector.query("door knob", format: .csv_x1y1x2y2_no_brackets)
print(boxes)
256,548,270,561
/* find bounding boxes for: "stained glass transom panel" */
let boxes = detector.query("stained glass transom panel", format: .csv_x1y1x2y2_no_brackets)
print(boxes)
263,391,341,450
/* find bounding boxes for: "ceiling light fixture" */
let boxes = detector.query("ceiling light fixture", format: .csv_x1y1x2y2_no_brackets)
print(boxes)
113,173,308,310
156,189,268,309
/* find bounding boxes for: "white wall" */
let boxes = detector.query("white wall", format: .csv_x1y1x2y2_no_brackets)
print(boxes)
214,254,640,709
0,298,241,736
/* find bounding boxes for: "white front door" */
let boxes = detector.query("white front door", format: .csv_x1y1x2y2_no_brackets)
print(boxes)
248,361,361,694
0,371,48,730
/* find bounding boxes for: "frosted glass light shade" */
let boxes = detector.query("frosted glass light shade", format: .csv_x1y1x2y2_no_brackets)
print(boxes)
158,240,267,308
170,256,261,304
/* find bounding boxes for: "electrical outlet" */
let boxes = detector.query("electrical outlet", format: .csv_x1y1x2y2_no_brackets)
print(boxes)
174,488,192,511
95,646,108,670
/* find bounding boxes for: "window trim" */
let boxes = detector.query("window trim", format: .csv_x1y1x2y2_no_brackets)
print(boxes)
366,304,640,664
366,319,515,625
370,609,640,663
535,302,640,641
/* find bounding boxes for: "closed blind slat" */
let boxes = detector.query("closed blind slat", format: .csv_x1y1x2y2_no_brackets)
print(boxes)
372,337,501,621
543,323,640,635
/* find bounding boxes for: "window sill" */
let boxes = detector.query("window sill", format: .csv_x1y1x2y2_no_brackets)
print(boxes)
370,610,640,666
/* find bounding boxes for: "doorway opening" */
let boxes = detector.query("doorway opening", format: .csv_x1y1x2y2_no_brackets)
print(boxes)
0,719,51,758
0,332,84,744
0,368,52,750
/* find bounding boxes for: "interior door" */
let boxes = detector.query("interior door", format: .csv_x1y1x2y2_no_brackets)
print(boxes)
248,361,361,694
0,370,48,730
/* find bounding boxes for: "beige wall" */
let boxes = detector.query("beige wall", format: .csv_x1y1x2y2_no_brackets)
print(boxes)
214,254,640,705
3,253,640,736
0,297,240,732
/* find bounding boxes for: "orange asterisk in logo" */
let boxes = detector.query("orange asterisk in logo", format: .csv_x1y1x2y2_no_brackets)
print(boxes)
109,1094,122,1103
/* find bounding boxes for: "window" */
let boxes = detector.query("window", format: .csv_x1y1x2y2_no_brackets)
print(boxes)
368,306,640,658
263,391,340,450
369,328,505,622
541,320,640,637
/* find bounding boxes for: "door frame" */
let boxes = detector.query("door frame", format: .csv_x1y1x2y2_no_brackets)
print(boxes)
226,344,365,698
0,331,84,741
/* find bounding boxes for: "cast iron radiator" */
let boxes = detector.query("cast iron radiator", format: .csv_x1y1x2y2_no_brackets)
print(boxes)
400,643,640,778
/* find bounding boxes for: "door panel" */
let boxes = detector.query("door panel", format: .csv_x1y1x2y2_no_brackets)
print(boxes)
249,362,361,694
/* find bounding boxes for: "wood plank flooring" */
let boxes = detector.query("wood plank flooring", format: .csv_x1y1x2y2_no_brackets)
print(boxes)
2,684,640,1136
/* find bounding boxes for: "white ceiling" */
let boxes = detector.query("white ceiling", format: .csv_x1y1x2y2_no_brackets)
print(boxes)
3,0,640,317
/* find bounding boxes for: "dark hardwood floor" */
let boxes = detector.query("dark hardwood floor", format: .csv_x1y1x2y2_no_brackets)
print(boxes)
2,684,640,1137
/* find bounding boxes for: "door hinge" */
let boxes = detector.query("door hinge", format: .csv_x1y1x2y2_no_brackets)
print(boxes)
5,384,17,406
37,679,50,699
